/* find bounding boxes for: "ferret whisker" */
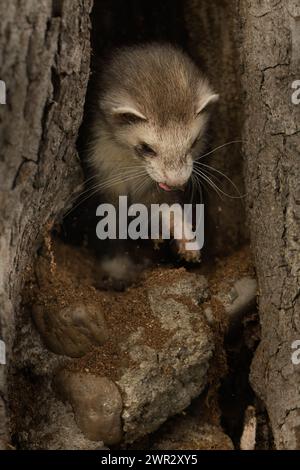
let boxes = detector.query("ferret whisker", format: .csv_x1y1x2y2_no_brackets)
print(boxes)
193,168,226,196
97,169,148,191
80,166,144,187
184,175,195,220
195,167,245,200
190,175,197,204
194,164,227,187
193,174,205,204
197,167,226,190
193,169,224,200
189,176,195,205
197,140,245,161
136,179,148,199
140,179,152,200
84,170,147,196
63,171,147,218
197,176,203,206
195,162,246,199
132,175,150,199
190,175,205,232
198,166,232,197
63,174,100,203
193,168,239,200
80,174,99,185
190,174,200,203
66,168,147,205
64,172,148,219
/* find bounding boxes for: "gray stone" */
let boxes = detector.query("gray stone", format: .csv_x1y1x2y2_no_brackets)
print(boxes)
9,320,105,450
116,271,213,443
18,397,106,450
55,370,123,445
218,277,257,323
32,302,109,358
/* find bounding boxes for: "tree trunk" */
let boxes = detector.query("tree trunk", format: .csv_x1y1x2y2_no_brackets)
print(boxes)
1,0,299,450
240,0,300,449
0,0,92,447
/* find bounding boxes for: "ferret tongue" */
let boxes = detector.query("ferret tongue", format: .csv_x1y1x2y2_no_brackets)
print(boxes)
159,182,172,192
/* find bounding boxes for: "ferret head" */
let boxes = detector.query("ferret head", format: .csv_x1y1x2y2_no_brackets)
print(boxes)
98,44,218,192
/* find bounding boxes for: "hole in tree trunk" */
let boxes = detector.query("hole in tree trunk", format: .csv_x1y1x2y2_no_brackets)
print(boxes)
7,0,272,450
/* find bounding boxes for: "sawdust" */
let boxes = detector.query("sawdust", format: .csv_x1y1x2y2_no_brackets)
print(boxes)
25,232,254,395
26,238,185,381
20,226,256,449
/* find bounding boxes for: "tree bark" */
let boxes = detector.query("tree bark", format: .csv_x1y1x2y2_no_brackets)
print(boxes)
0,0,92,447
240,0,300,449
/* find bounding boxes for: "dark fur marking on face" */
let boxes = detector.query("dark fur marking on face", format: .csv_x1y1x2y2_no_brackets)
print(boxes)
135,142,157,158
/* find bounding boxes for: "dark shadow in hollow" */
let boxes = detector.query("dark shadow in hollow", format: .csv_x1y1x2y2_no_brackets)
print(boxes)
63,0,247,262
64,0,252,441
63,0,191,255
10,1,255,451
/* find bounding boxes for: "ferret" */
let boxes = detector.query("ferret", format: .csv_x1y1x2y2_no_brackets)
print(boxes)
87,43,218,279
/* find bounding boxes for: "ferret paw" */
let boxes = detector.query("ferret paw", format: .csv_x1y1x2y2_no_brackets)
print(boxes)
98,255,142,291
153,238,164,251
176,240,201,263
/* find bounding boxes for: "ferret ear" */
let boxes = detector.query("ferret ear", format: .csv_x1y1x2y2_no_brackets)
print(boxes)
110,106,147,125
196,93,219,115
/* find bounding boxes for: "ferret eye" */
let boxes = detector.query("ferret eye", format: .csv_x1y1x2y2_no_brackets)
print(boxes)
117,113,143,125
135,142,157,157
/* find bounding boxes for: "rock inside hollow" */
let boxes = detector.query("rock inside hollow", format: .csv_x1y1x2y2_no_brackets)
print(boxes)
29,240,257,446
32,302,109,358
116,270,214,443
54,370,123,445
217,276,257,326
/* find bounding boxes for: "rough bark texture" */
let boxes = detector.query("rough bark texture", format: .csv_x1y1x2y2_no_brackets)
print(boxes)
240,0,300,449
0,0,92,446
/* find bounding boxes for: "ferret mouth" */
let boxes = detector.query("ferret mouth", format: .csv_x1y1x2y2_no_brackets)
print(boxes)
158,182,185,192
158,182,173,192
